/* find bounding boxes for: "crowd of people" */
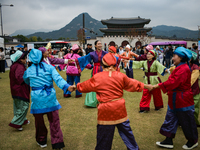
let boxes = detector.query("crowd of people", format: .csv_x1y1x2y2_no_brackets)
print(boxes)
4,40,200,150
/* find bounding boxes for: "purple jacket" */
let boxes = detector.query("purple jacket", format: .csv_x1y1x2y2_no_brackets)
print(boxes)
9,62,30,102
135,54,147,61
43,57,65,65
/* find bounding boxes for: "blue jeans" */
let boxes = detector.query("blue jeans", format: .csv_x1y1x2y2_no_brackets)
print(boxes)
66,75,82,96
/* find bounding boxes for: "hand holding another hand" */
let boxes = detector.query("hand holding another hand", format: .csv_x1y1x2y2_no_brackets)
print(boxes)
123,60,129,63
68,85,76,92
144,84,154,91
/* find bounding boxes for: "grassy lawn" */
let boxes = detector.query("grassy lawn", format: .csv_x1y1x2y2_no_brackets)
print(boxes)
0,68,200,150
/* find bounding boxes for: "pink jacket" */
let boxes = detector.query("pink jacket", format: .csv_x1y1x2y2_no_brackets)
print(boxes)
59,53,91,76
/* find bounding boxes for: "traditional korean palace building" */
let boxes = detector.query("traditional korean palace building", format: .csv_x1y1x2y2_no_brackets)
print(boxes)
100,17,152,36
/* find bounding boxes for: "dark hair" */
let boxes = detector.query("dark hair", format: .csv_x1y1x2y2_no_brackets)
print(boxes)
73,50,79,54
21,53,27,60
180,57,188,62
94,40,99,50
194,46,198,50
87,44,90,46
71,49,79,58
0,47,3,52
100,61,110,68
94,40,99,46
192,43,196,46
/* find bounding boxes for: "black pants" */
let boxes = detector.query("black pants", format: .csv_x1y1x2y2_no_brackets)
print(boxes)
0,60,5,73
162,57,165,65
126,68,134,79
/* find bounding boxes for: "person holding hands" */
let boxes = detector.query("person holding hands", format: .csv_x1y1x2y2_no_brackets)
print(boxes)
152,47,198,150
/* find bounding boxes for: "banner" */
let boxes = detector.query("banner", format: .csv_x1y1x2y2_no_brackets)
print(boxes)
27,44,34,50
198,41,200,50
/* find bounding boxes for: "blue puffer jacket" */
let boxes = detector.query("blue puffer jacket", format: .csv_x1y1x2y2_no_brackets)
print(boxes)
23,49,70,114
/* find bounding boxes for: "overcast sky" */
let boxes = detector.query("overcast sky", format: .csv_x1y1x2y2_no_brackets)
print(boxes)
1,0,200,35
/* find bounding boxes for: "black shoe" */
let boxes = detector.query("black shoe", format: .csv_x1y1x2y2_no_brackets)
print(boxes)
139,110,148,113
156,137,174,149
182,141,198,149
155,108,161,111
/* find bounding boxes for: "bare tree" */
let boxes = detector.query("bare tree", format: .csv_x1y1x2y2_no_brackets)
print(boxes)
77,28,85,46
136,30,147,45
147,31,153,44
125,28,138,45
137,30,153,45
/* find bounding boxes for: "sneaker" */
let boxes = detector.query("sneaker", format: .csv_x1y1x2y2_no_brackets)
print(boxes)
23,120,30,125
17,128,23,131
156,137,174,149
139,110,148,113
27,120,30,124
64,94,71,98
37,142,47,148
182,141,198,150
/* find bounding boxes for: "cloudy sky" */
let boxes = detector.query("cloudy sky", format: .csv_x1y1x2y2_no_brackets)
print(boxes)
1,0,200,35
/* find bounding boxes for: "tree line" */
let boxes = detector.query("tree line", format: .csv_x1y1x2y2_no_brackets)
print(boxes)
10,35,71,42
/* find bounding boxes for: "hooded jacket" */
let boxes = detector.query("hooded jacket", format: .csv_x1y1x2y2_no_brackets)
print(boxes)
23,49,70,114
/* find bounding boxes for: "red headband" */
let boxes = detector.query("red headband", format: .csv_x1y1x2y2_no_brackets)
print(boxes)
149,51,155,56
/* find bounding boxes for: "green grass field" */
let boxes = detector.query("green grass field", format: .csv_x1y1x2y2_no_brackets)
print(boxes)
0,69,200,150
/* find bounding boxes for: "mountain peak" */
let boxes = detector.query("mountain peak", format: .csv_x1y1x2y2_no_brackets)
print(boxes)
15,13,198,40
26,12,105,39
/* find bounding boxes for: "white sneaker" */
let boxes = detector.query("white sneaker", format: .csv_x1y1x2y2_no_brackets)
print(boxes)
37,142,47,148
17,128,23,131
182,142,198,150
27,120,30,124
156,141,174,149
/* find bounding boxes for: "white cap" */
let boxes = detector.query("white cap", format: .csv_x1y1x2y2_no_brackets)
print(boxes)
156,46,160,49
126,44,130,49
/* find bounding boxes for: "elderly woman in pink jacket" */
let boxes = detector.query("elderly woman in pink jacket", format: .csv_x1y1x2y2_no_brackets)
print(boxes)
59,44,92,98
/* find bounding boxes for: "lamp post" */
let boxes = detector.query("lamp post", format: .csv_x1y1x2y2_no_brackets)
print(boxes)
0,3,14,51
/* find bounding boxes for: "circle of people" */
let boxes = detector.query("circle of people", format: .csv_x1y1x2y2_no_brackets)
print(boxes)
8,40,199,150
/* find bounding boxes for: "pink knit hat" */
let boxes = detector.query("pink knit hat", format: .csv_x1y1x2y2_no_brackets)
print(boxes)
72,44,79,51
145,45,153,51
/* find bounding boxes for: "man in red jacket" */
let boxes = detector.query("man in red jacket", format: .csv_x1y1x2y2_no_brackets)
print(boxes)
9,50,30,131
